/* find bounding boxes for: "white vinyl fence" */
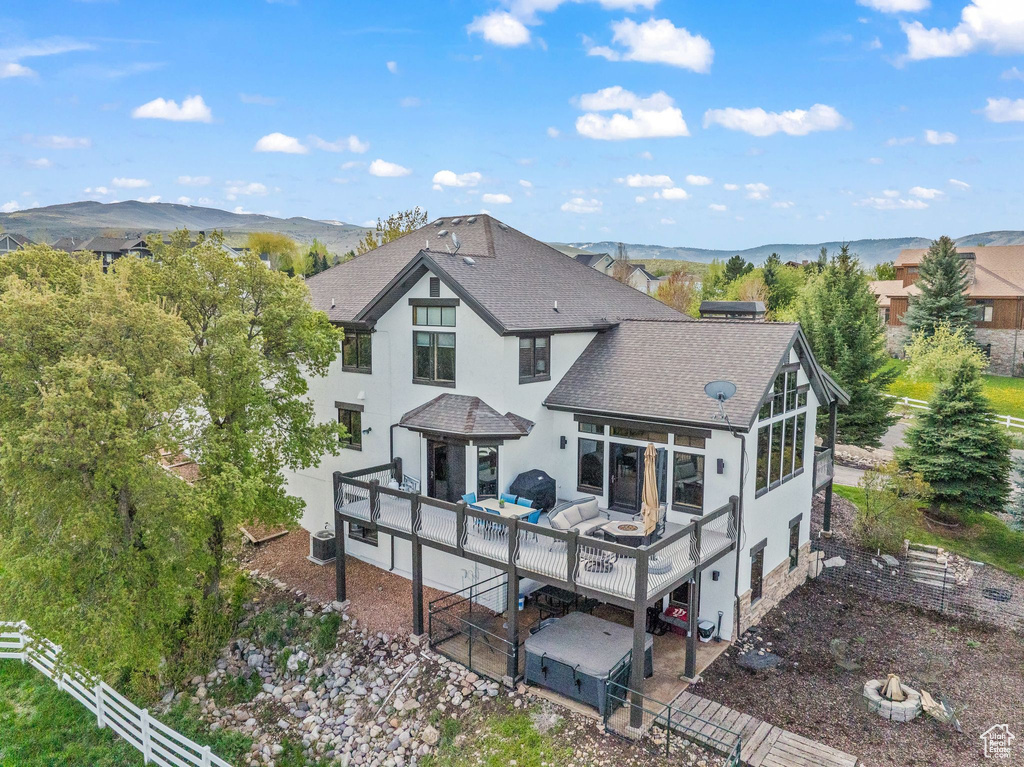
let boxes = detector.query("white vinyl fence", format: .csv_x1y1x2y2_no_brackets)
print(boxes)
0,621,234,767
886,394,1024,431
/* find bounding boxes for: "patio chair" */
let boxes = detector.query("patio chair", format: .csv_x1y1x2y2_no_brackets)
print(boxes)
515,496,541,526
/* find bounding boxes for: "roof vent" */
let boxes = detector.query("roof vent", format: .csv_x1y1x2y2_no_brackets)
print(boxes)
498,223,508,231
434,219,444,227
463,256,476,265
553,300,559,312
331,297,336,308
467,216,477,224
451,217,462,225
437,229,448,237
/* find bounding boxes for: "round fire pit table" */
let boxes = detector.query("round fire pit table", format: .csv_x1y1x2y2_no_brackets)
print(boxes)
601,520,649,547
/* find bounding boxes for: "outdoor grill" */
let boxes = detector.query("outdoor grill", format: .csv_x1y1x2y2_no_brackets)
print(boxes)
524,612,653,713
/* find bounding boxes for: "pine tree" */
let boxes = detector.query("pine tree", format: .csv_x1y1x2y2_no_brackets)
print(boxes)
724,254,752,283
799,244,898,447
900,358,1010,513
901,235,974,340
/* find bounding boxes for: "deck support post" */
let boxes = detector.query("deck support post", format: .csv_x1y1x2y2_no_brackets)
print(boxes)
334,506,346,603
684,577,699,680
411,495,424,637
823,399,838,534
628,553,650,728
505,519,520,683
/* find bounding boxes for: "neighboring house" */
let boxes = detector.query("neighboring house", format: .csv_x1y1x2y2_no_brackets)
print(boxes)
699,301,766,321
871,246,1024,375
572,251,615,275
289,214,846,700
0,233,32,254
572,252,664,295
51,236,151,268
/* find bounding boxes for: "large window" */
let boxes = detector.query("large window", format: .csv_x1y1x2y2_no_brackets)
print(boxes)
756,426,771,492
672,451,704,511
578,437,604,493
793,413,806,473
971,300,994,324
338,407,362,450
519,336,550,383
789,516,802,571
755,369,808,496
413,305,456,327
414,331,455,385
750,542,766,603
477,446,498,498
342,330,372,373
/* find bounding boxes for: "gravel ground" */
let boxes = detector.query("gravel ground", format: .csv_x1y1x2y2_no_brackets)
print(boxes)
241,530,447,637
812,490,859,540
693,578,1024,767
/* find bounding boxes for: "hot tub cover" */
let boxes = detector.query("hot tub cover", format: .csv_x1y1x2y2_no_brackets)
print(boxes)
524,611,652,677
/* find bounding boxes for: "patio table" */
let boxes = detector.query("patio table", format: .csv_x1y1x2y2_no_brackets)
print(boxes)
474,497,533,519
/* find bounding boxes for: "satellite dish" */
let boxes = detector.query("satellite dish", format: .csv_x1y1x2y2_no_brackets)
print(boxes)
704,380,737,422
451,233,461,252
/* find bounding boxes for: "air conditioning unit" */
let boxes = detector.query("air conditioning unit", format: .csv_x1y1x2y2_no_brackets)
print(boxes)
308,528,336,565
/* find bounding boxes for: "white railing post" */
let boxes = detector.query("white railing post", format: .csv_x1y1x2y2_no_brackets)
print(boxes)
95,683,105,729
202,745,212,767
141,708,152,763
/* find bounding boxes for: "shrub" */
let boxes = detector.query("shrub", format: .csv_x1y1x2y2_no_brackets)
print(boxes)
853,462,929,553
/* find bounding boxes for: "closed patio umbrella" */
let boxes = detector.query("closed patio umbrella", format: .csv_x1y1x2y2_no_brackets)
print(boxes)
641,442,659,535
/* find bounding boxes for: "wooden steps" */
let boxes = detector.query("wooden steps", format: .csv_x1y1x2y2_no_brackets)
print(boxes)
669,691,859,767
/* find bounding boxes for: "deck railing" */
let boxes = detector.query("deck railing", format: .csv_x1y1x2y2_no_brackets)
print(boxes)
335,463,739,609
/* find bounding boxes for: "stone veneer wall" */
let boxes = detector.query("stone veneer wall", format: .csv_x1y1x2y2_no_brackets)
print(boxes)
737,541,810,636
885,326,909,357
974,328,1022,377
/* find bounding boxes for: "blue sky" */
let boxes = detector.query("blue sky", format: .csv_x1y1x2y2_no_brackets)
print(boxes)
2,0,1024,249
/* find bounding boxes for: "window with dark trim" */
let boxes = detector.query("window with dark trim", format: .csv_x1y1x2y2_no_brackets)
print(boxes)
578,438,604,493
970,299,994,324
756,425,770,492
675,434,706,449
750,542,765,603
477,445,498,498
756,370,808,497
518,336,550,383
342,330,372,373
793,413,806,473
338,407,362,450
349,523,378,546
789,516,802,570
579,422,602,435
413,305,455,327
672,451,704,511
413,331,456,385
610,426,668,443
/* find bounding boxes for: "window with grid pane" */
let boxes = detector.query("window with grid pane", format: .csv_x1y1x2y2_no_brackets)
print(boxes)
342,330,372,373
413,331,456,385
413,305,455,327
518,335,550,383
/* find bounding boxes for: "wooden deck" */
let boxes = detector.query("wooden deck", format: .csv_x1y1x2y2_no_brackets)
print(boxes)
670,692,859,767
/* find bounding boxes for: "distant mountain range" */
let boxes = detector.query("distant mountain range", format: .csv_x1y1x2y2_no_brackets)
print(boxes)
0,200,369,254
2,200,1021,267
557,232,1024,267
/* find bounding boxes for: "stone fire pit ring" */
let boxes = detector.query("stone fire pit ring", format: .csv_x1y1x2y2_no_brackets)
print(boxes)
863,679,922,722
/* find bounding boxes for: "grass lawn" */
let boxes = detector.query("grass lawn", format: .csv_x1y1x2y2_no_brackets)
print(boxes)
833,484,1024,576
0,660,143,767
421,711,574,767
885,358,1024,419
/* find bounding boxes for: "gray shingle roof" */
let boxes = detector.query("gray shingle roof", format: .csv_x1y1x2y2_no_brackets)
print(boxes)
400,394,534,438
304,215,687,332
544,320,809,428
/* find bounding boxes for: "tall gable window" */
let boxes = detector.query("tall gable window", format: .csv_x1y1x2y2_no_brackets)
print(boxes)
337,404,363,450
414,331,456,386
518,336,550,383
342,330,372,373
755,366,809,496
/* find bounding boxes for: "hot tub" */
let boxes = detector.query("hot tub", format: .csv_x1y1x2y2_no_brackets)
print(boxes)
524,611,653,713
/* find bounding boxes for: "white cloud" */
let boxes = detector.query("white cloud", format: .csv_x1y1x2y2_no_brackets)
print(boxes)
709,203,727,212
23,134,91,149
433,170,482,188
909,185,944,199
177,196,193,204
546,126,560,138
310,135,369,153
901,0,1024,61
857,0,929,12
635,195,647,203
772,200,795,209
27,157,52,168
254,132,308,154
685,174,712,185
949,178,972,189
656,187,689,200
369,159,412,177
400,97,422,108
1002,66,1024,80
575,87,687,140
518,179,533,188
84,186,110,196
868,157,884,165
723,183,739,191
857,196,929,210
340,160,362,170
621,173,673,188
239,93,277,105
983,96,1024,122
866,36,883,50
467,11,531,47
178,175,212,186
0,201,21,213
112,177,150,189
132,95,213,123
745,182,770,200
660,217,676,225
638,150,653,160
386,60,399,74
587,18,713,73
703,103,848,136
883,189,901,197
1,62,34,78
0,36,94,79
482,192,512,204
561,197,603,213
225,181,268,199
886,136,916,146
136,195,161,203
924,129,958,145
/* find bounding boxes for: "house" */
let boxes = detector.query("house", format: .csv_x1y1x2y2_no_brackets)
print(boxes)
699,301,766,321
571,252,664,295
572,251,615,275
288,214,846,703
51,236,151,268
0,233,32,255
871,246,1024,375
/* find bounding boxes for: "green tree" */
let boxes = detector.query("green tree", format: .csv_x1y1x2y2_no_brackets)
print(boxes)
872,261,897,281
697,259,728,304
306,238,332,276
244,232,301,273
901,235,974,340
147,232,345,606
0,247,202,688
799,244,898,447
903,322,988,383
724,254,752,283
899,354,1010,514
356,207,428,255
854,462,929,554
